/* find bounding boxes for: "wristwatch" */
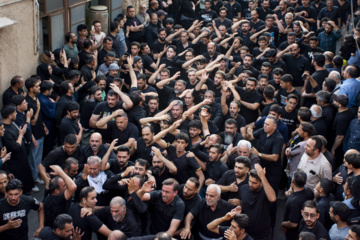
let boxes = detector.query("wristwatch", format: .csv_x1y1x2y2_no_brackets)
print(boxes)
259,153,262,157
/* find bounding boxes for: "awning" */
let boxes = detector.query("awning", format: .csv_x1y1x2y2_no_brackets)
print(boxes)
0,17,16,29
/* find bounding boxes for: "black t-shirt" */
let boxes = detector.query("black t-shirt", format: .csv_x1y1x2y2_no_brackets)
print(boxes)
42,145,81,172
92,101,123,142
166,145,201,184
281,108,299,140
219,226,254,240
69,203,103,240
239,185,272,239
261,100,278,117
190,199,233,238
257,25,280,47
107,121,139,146
141,55,155,72
109,160,135,175
217,170,249,200
256,7,273,21
148,191,185,234
159,57,184,77
125,17,143,42
59,117,80,144
80,98,98,130
282,54,311,87
0,195,41,240
199,9,218,23
303,69,329,108
205,160,229,182
236,88,263,124
152,40,167,54
298,219,330,240
178,184,202,216
38,227,62,240
95,206,142,237
283,188,314,240
276,88,301,108
132,137,160,164
26,95,45,140
44,193,69,228
214,18,232,29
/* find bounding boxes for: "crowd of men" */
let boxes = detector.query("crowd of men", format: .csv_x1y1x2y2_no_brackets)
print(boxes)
1,0,360,239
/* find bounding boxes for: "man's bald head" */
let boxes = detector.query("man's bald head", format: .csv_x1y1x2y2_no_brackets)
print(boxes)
108,230,127,240
89,132,103,152
345,149,360,156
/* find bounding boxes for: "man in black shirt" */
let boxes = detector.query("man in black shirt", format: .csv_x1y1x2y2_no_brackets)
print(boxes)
180,184,233,239
281,170,314,240
204,144,229,186
96,110,139,148
256,0,272,21
239,165,277,240
54,81,75,128
25,78,45,184
132,126,161,164
277,43,311,88
43,165,77,228
235,54,259,79
39,214,82,240
125,5,144,44
138,178,185,236
38,134,81,188
219,119,243,146
0,179,44,239
214,7,232,29
2,76,25,106
199,0,218,24
298,200,330,239
277,74,301,108
94,196,141,239
69,186,111,240
59,102,83,145
178,177,202,218
237,77,262,124
218,156,251,205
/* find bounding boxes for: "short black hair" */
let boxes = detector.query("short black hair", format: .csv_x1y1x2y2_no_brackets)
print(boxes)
300,122,317,137
40,81,53,93
175,132,190,144
11,95,25,107
299,232,316,240
209,143,224,155
110,21,120,32
298,107,311,122
1,104,16,119
5,179,23,192
60,80,72,95
233,214,250,230
188,119,202,130
249,169,261,182
319,178,334,196
79,186,95,202
310,136,323,152
345,153,360,169
235,156,251,169
66,102,80,112
77,24,87,33
25,77,39,90
117,145,130,154
135,158,149,170
263,85,275,99
293,169,307,188
280,74,293,83
64,134,77,145
302,200,318,213
313,53,325,67
330,201,349,222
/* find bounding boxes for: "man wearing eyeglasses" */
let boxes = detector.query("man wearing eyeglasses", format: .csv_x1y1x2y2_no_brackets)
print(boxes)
298,200,330,239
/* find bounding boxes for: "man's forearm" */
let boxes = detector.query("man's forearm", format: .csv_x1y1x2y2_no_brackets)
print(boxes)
207,216,226,233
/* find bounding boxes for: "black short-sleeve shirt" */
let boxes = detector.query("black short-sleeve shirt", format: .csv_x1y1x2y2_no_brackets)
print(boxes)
236,88,263,124
107,121,139,146
25,95,45,140
148,191,185,234
0,195,41,240
68,203,103,240
44,193,69,228
217,170,249,200
282,54,311,87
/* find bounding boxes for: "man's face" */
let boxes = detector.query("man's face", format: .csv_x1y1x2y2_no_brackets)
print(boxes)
302,0,310,7
79,29,88,37
90,135,102,152
70,33,77,43
264,118,276,133
162,184,176,204
214,74,223,87
219,26,226,36
183,180,197,199
285,15,293,25
159,31,167,42
0,174,8,194
185,51,194,61
142,45,151,55
64,143,77,155
180,32,188,43
205,134,218,148
167,48,176,59
107,95,119,108
32,81,41,95
142,127,154,144
243,56,252,68
286,98,298,111
304,139,316,157
225,123,237,136
279,1,286,10
148,99,159,113
127,8,135,17
105,56,115,66
346,230,360,240
89,162,100,178
314,182,321,198
189,127,201,138
117,151,129,167
7,189,22,206
207,43,216,56
84,190,97,208
171,105,183,119
19,100,28,112
291,45,300,57
131,45,140,56
310,40,318,49
234,162,248,179
151,15,158,25
298,125,305,138
109,69,118,78
175,139,188,153
160,71,169,80
242,23,250,33
246,81,256,92
134,162,147,176
57,178,67,194
135,59,143,69
326,0,333,8
251,11,258,21
97,80,106,91
229,103,239,118
259,78,268,90
174,82,185,94
103,40,113,51
115,116,128,131
209,147,220,162
0,124,5,137
68,110,79,121
325,24,333,34
265,18,274,27
238,145,250,157
205,1,211,10
152,156,165,175
287,35,296,44
110,203,126,222
248,176,261,192
56,222,74,239
302,207,319,228
188,71,197,83
94,22,101,33
219,10,227,18
94,90,102,102
280,80,289,90
205,187,220,207
67,164,79,178
204,92,215,103
262,0,270,8
184,92,194,107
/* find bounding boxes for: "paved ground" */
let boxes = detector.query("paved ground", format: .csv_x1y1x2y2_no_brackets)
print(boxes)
27,184,287,240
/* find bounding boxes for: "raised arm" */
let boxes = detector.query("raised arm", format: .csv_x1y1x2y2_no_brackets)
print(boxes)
96,109,123,129
109,84,133,110
276,44,292,59
195,71,209,92
127,56,138,88
152,146,177,174
192,30,208,45
182,55,204,69
165,28,184,43
156,71,181,89
49,165,77,200
148,64,166,85
185,98,212,120
250,27,268,42
255,164,276,202
99,139,118,171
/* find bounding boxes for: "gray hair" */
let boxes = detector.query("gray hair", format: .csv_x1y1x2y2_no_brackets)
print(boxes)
285,13,293,19
329,71,340,81
237,139,251,151
310,104,322,118
316,90,330,103
110,196,126,207
87,156,101,165
208,184,221,196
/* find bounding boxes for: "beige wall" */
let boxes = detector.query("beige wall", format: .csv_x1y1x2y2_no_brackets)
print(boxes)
0,0,38,106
